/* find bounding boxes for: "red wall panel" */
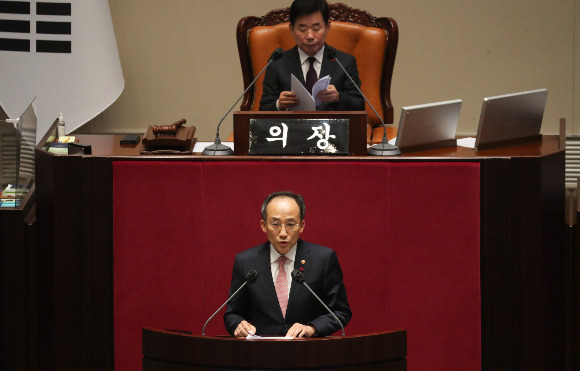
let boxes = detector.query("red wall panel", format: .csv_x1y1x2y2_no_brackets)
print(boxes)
113,160,480,370
113,162,205,371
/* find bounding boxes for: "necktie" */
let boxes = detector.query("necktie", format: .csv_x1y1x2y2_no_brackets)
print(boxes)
275,255,289,317
305,57,317,94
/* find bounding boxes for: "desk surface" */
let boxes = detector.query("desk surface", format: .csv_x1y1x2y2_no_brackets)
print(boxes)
68,134,562,160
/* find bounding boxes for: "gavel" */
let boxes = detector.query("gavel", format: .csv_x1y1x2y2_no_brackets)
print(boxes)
152,118,186,136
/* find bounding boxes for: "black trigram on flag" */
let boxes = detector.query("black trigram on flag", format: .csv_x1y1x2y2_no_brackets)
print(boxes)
0,1,72,53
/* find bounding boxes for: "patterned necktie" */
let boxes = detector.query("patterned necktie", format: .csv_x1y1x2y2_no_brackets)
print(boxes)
305,56,317,94
275,255,289,317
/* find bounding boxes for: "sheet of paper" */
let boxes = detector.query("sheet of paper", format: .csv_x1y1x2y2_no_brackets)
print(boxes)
290,74,315,111
312,75,331,106
456,137,476,149
193,141,234,153
246,334,293,340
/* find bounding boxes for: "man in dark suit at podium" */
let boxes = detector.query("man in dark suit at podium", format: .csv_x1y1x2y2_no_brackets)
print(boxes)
259,0,364,112
223,191,351,338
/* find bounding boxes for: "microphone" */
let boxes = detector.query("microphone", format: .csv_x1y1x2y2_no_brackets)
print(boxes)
291,269,345,336
202,269,258,335
324,45,401,156
202,48,285,155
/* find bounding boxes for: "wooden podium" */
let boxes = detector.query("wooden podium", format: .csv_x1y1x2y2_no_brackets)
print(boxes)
142,328,407,370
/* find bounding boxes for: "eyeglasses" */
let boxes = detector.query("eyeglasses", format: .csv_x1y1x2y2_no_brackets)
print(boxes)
267,221,300,232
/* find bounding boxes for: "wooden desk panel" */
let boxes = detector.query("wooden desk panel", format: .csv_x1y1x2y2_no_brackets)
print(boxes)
33,134,565,371
142,328,407,370
0,185,36,370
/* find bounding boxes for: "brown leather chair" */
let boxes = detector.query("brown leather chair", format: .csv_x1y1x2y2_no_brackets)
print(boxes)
234,2,398,143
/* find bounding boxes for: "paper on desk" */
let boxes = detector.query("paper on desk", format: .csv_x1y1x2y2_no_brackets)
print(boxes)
246,334,293,340
193,141,234,153
289,74,331,111
456,137,476,149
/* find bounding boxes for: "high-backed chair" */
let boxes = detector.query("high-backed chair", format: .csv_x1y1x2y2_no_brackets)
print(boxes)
235,2,398,143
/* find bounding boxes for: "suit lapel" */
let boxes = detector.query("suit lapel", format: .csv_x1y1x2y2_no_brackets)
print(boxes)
285,46,306,85
320,50,337,82
286,240,310,316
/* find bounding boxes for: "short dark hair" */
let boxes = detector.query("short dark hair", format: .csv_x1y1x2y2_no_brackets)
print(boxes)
289,0,330,26
261,191,306,221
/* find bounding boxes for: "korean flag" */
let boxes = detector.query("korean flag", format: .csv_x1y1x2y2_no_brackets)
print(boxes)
0,0,124,140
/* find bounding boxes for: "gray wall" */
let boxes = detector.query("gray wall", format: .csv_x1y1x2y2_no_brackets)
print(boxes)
80,0,580,140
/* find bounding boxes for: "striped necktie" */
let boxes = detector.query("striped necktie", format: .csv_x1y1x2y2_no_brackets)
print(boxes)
275,255,289,317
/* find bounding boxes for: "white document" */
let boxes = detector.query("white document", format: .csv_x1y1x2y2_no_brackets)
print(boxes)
289,74,331,111
193,141,234,153
456,137,476,149
246,334,293,340
312,75,331,106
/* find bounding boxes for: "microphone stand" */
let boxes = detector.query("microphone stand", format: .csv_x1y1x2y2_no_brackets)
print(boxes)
202,48,283,155
202,269,258,335
291,270,345,336
325,46,401,156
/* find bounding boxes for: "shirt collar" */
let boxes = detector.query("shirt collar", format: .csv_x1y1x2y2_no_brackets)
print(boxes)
270,243,297,264
298,45,325,66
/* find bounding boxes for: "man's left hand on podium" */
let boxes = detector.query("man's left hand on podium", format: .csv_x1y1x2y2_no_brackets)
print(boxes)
286,323,317,338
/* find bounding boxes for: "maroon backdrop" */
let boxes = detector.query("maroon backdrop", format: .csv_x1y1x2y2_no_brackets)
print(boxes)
113,160,480,370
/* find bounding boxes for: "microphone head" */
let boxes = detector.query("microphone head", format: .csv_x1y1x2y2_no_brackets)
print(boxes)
270,47,284,61
291,269,305,283
324,45,337,61
246,269,259,283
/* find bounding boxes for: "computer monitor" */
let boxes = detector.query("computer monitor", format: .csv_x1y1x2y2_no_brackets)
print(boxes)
475,88,547,150
395,99,462,153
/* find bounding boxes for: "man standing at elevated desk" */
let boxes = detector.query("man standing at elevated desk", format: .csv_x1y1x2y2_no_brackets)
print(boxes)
259,0,365,112
224,191,351,337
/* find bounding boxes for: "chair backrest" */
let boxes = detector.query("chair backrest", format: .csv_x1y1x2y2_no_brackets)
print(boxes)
236,2,398,141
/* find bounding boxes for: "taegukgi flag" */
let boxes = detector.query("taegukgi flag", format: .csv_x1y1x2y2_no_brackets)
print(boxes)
0,0,124,140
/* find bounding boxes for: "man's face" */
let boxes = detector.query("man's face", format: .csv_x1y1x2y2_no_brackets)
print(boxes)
260,197,305,255
289,11,330,57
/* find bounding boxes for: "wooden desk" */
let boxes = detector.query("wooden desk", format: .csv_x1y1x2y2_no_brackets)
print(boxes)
34,133,565,371
0,184,36,370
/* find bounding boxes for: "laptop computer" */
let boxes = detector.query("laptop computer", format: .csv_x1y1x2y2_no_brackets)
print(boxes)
474,88,547,150
395,99,462,153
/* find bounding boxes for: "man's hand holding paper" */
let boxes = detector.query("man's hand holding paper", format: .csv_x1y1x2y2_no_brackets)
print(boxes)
289,74,332,111
310,75,331,106
278,91,300,111
315,83,339,104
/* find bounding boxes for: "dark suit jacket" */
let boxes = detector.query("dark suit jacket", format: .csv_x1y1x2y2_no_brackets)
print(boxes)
259,45,365,112
223,239,351,337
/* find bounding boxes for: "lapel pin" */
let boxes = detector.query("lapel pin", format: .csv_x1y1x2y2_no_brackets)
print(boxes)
301,260,306,264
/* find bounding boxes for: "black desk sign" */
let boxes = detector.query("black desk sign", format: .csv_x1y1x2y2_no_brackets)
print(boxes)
249,118,349,155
